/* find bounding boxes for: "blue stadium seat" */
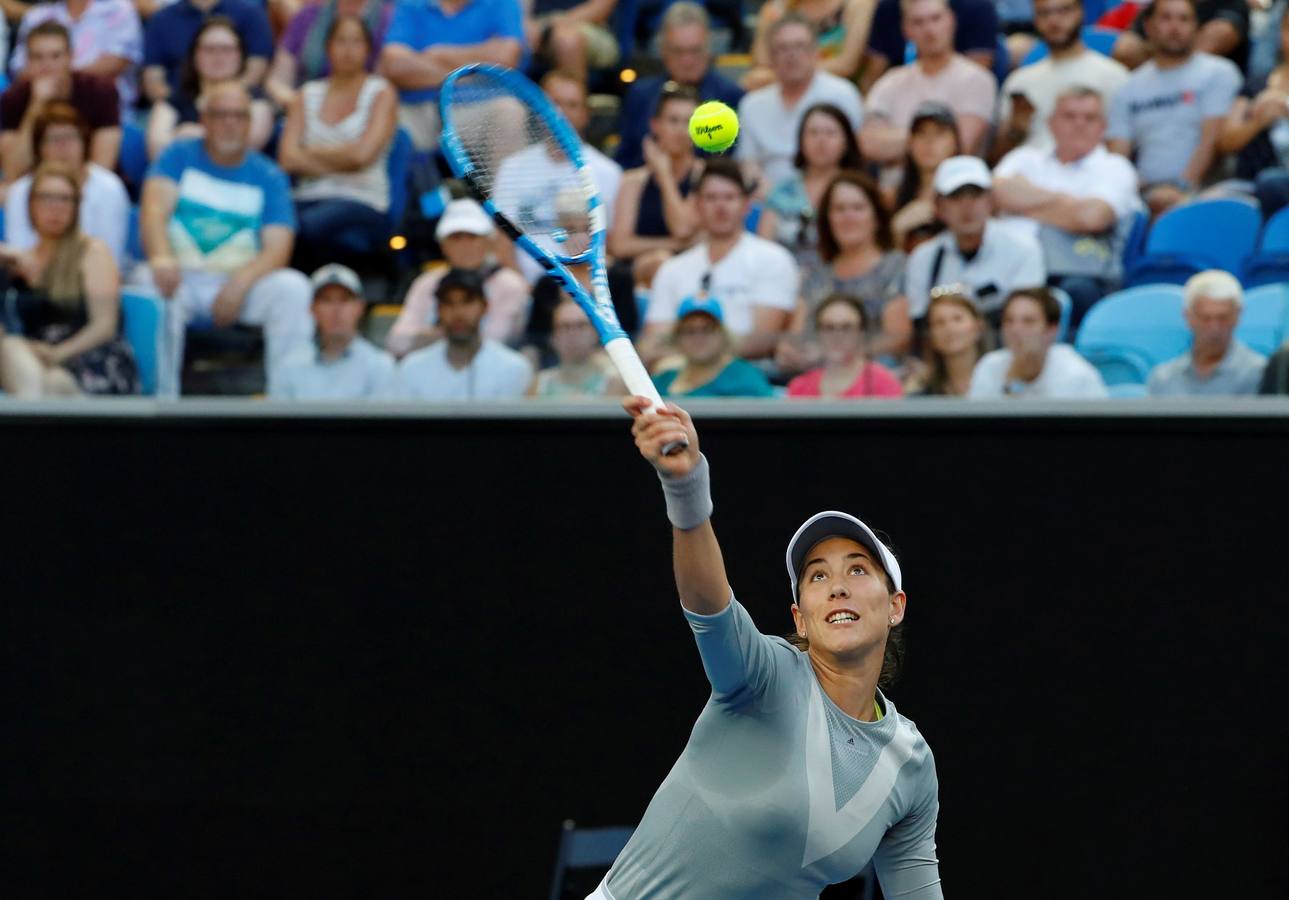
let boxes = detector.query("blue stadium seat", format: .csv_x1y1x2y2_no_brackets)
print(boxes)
1051,285,1073,343
548,820,634,900
1120,209,1149,275
119,121,149,191
1240,204,1289,286
1074,284,1190,386
1236,283,1289,356
1123,199,1261,287
121,289,166,395
1021,26,1119,66
386,127,414,229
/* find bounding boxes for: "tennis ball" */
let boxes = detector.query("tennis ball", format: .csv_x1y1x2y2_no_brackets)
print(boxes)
688,101,740,154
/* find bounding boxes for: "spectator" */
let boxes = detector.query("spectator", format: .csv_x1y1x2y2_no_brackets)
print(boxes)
608,84,701,304
643,159,798,363
142,0,274,104
396,267,533,400
902,285,989,395
1218,11,1289,219
1148,269,1266,396
265,0,393,109
146,17,275,160
889,102,960,251
994,87,1143,326
778,171,908,375
271,263,398,400
5,103,129,267
863,0,999,93
1259,340,1289,394
969,286,1107,397
747,0,877,89
1106,0,1242,218
653,296,774,397
1113,0,1248,71
377,0,524,151
138,82,314,396
0,164,137,397
757,102,864,264
529,297,617,397
386,199,530,357
861,0,997,167
735,13,863,191
1,23,121,182
786,293,903,398
904,156,1046,323
613,2,742,170
993,0,1129,162
9,0,143,111
525,0,619,83
277,15,398,273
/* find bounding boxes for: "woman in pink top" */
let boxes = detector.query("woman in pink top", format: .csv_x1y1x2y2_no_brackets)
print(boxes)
787,293,903,398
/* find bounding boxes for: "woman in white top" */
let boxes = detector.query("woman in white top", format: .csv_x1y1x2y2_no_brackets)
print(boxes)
4,101,129,267
277,14,397,272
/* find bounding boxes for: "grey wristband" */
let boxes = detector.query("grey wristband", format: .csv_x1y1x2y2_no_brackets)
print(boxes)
658,453,713,530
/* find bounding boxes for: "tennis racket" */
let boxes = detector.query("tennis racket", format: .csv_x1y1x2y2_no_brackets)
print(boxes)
439,64,686,453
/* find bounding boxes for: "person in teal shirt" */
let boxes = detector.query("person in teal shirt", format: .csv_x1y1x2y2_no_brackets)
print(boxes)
653,296,775,398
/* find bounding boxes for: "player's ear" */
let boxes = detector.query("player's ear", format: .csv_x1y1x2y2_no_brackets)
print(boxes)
888,591,907,627
790,602,806,638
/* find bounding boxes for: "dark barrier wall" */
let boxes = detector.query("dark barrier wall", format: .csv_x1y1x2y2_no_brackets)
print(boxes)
2,406,1288,898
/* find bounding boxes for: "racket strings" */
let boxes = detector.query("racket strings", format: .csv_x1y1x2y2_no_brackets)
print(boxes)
445,73,593,260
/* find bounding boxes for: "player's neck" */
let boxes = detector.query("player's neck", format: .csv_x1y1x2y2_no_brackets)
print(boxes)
809,649,883,722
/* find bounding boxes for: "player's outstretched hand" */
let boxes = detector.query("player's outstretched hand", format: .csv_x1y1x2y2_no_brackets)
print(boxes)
624,397,700,478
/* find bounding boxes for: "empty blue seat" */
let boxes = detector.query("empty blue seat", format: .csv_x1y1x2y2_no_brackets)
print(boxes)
1124,199,1261,287
1236,283,1289,356
386,127,414,229
119,121,149,191
1240,205,1289,286
1074,284,1190,386
120,289,166,395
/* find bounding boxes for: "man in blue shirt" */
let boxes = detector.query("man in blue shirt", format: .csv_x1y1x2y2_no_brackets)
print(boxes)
378,0,525,149
137,82,313,396
142,0,274,103
272,264,398,401
614,2,742,170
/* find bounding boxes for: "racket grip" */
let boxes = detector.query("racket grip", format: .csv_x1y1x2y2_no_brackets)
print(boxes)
604,336,689,456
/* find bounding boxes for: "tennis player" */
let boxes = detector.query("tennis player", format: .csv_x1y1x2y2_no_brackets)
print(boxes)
592,397,943,899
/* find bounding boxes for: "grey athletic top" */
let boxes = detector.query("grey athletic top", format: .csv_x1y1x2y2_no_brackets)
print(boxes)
603,596,942,900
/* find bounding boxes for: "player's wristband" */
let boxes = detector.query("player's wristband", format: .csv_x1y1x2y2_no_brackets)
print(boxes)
658,453,713,531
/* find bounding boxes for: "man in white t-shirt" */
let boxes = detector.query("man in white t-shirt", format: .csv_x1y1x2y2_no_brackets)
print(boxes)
396,268,533,400
969,287,1108,398
735,13,863,190
993,87,1142,326
642,159,798,363
992,0,1128,161
860,0,996,164
493,69,623,284
903,156,1046,324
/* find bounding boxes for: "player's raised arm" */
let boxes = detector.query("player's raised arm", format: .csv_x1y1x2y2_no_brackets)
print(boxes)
624,397,730,615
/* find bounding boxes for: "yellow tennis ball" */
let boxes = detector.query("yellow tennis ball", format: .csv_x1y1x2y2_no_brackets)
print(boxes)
688,101,740,154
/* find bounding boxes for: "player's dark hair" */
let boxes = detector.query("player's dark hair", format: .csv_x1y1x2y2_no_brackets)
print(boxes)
784,559,906,691
696,158,750,196
1003,286,1062,326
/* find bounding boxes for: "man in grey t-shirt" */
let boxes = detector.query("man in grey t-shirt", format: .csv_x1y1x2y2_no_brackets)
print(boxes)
1106,0,1241,217
1148,269,1266,396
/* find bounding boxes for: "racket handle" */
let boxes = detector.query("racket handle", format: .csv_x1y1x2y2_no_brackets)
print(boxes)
604,336,689,456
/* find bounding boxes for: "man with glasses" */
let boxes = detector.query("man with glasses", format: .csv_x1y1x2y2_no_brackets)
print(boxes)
137,82,314,396
736,13,863,190
992,0,1128,162
614,2,742,170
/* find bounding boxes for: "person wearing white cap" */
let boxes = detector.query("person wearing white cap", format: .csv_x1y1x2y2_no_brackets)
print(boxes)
902,155,1045,324
270,264,397,401
588,400,942,900
385,198,531,358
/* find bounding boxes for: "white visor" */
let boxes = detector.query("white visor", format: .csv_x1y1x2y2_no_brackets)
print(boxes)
786,510,902,597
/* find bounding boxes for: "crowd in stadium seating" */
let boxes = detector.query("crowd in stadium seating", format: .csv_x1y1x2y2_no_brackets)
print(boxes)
0,0,1287,400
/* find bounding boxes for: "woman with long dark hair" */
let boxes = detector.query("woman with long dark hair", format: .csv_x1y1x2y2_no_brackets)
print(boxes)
603,398,941,898
757,102,864,262
889,103,961,252
0,164,137,397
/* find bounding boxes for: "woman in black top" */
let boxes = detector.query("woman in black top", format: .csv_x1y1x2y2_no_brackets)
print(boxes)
0,164,137,397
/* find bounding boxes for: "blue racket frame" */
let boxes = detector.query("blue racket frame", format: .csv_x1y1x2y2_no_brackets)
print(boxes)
439,64,625,345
